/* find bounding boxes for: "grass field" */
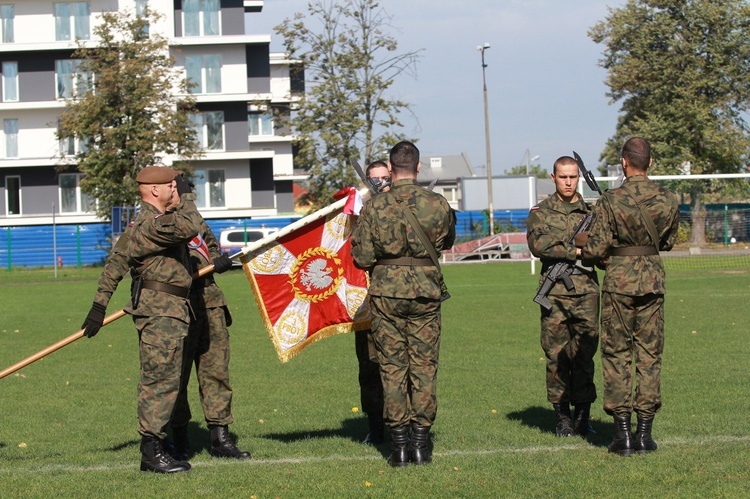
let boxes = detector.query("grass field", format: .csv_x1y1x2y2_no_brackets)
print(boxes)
0,262,748,498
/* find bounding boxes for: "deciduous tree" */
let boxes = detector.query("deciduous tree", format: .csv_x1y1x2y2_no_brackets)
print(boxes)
57,6,200,220
276,0,421,208
590,0,750,244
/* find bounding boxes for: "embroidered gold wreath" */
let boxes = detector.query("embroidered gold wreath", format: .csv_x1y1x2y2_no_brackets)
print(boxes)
288,247,344,303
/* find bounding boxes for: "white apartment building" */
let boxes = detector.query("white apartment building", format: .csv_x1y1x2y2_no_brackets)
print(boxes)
0,0,303,227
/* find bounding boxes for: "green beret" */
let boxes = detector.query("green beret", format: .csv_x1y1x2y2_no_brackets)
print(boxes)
135,166,178,184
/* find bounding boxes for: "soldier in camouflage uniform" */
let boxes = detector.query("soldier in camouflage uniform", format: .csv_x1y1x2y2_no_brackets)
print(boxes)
81,166,201,473
526,156,600,438
354,161,390,445
581,137,679,456
170,220,252,461
351,141,456,467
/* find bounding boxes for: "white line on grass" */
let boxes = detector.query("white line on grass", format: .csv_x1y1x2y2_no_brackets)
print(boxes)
2,434,749,474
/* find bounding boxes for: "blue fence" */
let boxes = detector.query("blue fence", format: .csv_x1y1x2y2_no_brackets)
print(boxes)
0,210,529,270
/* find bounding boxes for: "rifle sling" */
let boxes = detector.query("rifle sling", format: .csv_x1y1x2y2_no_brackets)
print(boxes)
618,181,661,255
396,200,442,271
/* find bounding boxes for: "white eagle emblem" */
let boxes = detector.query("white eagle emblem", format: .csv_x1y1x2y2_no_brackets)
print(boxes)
300,258,334,291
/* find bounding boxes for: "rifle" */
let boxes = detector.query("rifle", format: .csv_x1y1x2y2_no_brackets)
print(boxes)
532,151,603,311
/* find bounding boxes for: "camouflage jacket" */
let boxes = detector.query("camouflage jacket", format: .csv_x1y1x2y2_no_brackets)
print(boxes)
526,193,599,296
124,193,202,320
92,229,131,309
582,175,679,295
351,178,456,299
188,220,228,309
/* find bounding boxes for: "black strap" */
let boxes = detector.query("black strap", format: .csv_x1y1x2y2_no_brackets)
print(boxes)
141,280,190,298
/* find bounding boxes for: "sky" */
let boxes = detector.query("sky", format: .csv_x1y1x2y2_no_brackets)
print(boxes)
247,0,627,175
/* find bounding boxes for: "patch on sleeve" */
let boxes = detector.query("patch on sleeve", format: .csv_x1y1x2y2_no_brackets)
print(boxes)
154,214,164,219
529,206,540,212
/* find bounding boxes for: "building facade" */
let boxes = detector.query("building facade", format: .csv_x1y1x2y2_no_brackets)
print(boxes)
0,0,302,228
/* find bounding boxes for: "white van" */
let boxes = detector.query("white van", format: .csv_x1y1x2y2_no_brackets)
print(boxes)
218,226,279,262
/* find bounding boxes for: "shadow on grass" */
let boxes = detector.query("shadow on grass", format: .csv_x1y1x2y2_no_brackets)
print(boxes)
260,417,391,458
505,405,612,448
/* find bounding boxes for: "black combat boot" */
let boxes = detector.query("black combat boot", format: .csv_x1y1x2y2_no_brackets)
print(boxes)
140,435,191,473
410,424,432,465
573,403,595,437
171,425,190,462
633,414,658,454
553,402,575,437
388,426,410,467
209,425,252,460
363,413,384,445
608,413,634,457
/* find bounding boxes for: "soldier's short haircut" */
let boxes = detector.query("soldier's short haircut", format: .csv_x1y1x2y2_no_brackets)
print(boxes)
552,156,577,175
389,141,419,174
622,137,651,171
365,160,388,176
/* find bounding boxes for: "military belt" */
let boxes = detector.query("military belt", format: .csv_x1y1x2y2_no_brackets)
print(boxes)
141,280,191,298
611,246,659,256
376,257,434,266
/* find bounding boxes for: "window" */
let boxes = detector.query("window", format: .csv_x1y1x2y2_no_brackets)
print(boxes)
5,174,20,215
191,111,224,150
193,169,225,208
59,173,93,213
185,55,221,94
183,0,220,36
58,123,89,157
0,5,14,43
2,61,17,101
442,187,457,203
4,118,17,158
248,111,273,136
56,59,92,99
135,0,149,38
55,2,90,41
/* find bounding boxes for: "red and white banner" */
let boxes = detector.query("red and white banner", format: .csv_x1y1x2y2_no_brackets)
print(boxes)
240,191,370,362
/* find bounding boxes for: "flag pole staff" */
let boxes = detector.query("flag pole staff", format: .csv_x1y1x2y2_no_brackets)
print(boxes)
0,187,369,380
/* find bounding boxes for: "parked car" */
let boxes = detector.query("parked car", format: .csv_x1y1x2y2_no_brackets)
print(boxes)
219,226,279,264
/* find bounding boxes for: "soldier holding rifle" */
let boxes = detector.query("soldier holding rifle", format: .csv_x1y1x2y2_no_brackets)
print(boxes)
581,137,679,456
526,155,600,438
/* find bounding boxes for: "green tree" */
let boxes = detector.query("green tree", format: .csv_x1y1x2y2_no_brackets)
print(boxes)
505,164,549,179
56,6,201,220
590,0,750,244
276,0,421,208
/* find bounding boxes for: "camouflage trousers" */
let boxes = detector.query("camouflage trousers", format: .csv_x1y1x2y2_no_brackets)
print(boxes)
600,292,664,418
370,295,441,428
540,292,599,405
354,329,384,416
134,315,188,440
172,305,234,428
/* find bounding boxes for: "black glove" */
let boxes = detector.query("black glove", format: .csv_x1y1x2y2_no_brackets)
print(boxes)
174,174,193,196
212,254,234,274
81,302,107,338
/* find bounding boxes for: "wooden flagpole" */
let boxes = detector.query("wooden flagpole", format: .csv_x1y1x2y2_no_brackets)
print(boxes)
0,188,369,380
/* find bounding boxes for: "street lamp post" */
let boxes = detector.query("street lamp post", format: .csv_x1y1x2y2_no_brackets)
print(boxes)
525,149,540,175
478,42,494,236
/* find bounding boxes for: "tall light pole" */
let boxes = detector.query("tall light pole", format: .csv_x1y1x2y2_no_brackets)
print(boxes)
525,149,540,175
477,42,494,236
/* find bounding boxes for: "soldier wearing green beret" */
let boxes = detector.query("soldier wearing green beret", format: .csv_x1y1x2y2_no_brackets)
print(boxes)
351,141,456,467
